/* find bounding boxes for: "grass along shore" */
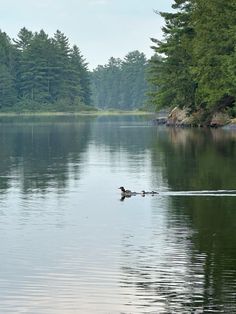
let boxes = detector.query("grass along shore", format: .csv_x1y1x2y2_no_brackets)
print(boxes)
0,110,153,117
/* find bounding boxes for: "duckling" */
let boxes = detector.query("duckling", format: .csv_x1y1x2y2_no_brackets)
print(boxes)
151,191,159,195
141,190,146,197
141,190,159,195
142,190,152,195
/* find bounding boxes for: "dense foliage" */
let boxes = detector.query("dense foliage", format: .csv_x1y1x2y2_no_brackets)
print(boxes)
0,28,92,112
149,0,236,117
90,51,148,110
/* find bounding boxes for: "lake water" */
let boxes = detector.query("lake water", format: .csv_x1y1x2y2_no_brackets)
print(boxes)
0,115,235,314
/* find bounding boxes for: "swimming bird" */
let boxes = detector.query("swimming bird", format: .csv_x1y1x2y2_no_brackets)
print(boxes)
151,191,159,195
119,187,137,196
119,187,158,197
141,190,159,195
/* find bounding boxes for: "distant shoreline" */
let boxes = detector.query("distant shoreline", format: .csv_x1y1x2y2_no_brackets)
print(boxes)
0,110,153,117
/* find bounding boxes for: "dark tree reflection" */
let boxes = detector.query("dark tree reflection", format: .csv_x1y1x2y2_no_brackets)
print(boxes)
0,116,93,194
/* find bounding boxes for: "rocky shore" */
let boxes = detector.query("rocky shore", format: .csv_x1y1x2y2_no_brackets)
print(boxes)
153,107,236,128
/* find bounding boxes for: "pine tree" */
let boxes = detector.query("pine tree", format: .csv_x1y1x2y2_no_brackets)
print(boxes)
191,0,236,109
0,30,17,108
90,51,147,110
121,51,148,109
13,27,33,50
69,45,91,106
52,30,72,100
0,27,91,111
149,1,196,111
148,0,236,115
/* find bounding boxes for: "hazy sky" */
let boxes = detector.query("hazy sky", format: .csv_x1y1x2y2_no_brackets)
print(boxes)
1,0,173,69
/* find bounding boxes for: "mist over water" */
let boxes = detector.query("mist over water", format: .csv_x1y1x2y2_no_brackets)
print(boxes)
0,115,236,313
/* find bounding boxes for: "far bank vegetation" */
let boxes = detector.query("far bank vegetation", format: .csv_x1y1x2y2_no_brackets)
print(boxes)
148,0,236,126
0,28,92,112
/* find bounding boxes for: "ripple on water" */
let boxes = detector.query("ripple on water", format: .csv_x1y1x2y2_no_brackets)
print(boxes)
0,118,236,313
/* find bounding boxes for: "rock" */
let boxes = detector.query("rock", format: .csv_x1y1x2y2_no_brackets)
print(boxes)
152,117,167,125
210,112,231,127
167,107,186,126
223,118,236,129
157,106,233,128
167,107,195,127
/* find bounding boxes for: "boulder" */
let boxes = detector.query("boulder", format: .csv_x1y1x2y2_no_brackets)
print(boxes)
152,117,167,125
167,107,187,126
223,118,236,129
210,112,231,127
167,107,196,126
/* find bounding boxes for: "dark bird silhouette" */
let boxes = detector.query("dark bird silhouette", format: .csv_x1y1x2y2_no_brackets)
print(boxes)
118,186,138,196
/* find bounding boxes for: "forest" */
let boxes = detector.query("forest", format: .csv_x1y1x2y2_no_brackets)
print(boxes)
0,28,92,112
90,51,148,110
0,27,148,112
1,0,236,116
148,0,236,121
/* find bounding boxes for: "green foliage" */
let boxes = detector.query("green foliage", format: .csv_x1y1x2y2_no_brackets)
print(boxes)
0,64,17,108
70,45,91,106
90,51,148,110
148,0,236,115
0,28,92,112
0,31,17,108
191,0,236,108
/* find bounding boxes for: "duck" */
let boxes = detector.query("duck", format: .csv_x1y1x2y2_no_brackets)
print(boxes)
119,186,137,196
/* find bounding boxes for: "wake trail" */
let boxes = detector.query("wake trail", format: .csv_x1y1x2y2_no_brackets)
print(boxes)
159,190,236,197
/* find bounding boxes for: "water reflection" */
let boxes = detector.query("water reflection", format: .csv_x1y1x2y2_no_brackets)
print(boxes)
119,196,236,313
150,127,236,191
0,116,235,313
120,224,206,313
0,117,93,194
147,127,236,313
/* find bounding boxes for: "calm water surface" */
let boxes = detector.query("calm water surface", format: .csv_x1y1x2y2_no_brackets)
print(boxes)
0,115,236,313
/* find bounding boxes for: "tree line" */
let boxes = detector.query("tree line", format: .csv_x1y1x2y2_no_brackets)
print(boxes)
90,51,148,110
2,2,235,115
149,0,236,119
0,28,92,112
0,28,149,112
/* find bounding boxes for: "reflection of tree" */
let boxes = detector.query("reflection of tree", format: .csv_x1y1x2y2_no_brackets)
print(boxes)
0,115,154,195
151,128,236,190
0,116,93,194
182,197,236,313
146,127,236,312
120,199,236,312
91,115,153,153
119,227,208,313
90,116,155,176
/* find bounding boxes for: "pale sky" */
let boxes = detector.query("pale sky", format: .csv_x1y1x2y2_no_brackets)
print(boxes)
0,0,173,69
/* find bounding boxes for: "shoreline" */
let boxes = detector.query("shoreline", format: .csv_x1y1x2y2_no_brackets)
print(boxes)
152,107,236,129
0,110,153,117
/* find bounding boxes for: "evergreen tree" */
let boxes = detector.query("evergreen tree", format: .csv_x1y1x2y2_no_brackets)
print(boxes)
10,28,92,111
52,30,72,100
0,30,17,108
13,27,33,50
148,0,236,115
69,45,91,106
191,0,236,109
0,64,17,108
90,51,148,110
91,58,123,109
149,1,196,111
121,51,148,109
